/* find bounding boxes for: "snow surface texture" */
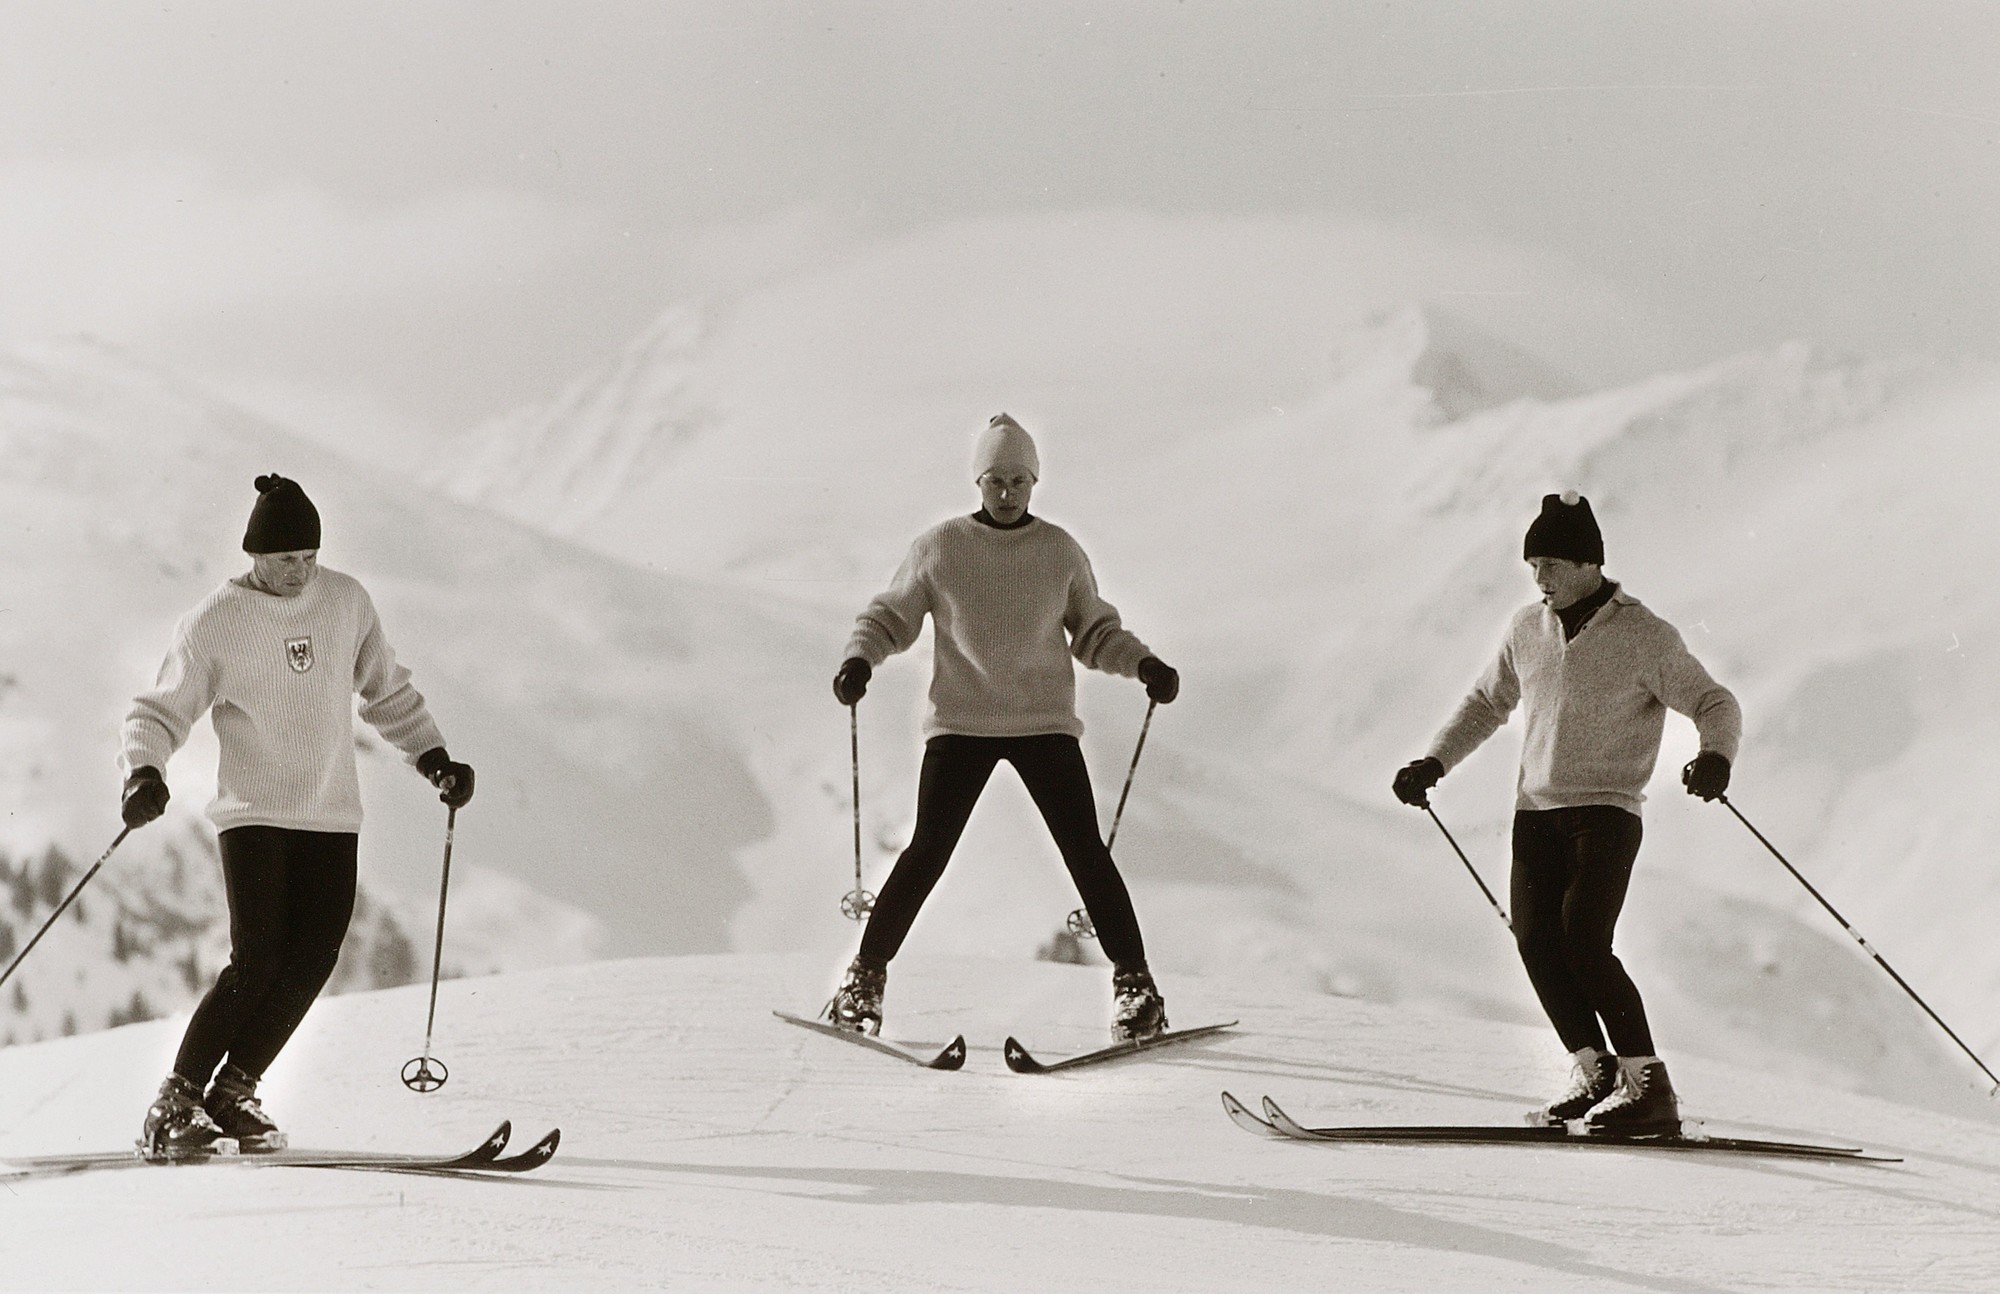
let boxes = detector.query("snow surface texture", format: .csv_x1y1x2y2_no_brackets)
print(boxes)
1,954,1996,1292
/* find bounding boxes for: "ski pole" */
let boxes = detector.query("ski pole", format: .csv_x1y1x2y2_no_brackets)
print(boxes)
840,703,875,921
1069,697,1158,940
402,805,457,1093
1424,805,1511,931
1720,795,2000,1095
0,827,130,994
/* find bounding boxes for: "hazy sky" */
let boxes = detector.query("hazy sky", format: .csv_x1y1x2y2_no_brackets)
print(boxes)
2,1,1994,445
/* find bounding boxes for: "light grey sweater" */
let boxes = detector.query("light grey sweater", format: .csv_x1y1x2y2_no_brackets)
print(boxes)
1428,587,1741,815
844,515,1153,739
122,568,446,833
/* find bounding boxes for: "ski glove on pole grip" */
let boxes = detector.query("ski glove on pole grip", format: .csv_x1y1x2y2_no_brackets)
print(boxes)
417,747,476,809
1392,757,1446,808
1137,657,1179,704
1682,751,1731,801
121,766,170,828
833,658,872,706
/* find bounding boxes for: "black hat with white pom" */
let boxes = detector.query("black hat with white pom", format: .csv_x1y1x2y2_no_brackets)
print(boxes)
1523,490,1603,564
242,474,321,554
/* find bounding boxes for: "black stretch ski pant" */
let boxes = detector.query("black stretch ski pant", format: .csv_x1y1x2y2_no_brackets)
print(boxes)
174,827,358,1086
858,733,1148,969
1510,805,1655,1058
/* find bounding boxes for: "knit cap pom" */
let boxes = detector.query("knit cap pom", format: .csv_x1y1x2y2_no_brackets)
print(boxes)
1560,489,1581,506
255,473,284,493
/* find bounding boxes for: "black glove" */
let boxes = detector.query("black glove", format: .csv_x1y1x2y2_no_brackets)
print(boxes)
833,658,872,706
121,766,170,828
1392,757,1445,808
1137,656,1179,704
417,747,476,809
1682,751,1731,802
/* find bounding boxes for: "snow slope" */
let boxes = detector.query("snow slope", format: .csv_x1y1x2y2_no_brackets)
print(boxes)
1,954,1995,1292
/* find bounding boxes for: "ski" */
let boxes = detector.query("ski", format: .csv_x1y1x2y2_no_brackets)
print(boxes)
1004,1021,1236,1074
1228,1093,1897,1162
774,1011,968,1070
0,1121,561,1184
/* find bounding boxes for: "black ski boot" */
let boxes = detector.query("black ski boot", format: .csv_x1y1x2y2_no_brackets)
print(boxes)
1585,1058,1682,1136
1111,964,1169,1042
141,1074,238,1161
204,1064,288,1152
825,956,887,1036
1529,1047,1619,1126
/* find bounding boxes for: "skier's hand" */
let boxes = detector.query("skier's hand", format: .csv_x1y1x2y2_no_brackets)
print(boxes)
1681,751,1730,802
418,747,476,809
1137,656,1179,704
833,658,871,706
1392,757,1445,808
121,766,170,828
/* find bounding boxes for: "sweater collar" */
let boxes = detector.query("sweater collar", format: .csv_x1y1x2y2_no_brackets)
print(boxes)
1554,578,1618,641
972,509,1036,531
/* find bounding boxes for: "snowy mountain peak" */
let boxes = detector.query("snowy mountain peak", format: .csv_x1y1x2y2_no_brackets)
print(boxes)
433,303,713,535
1327,303,1575,422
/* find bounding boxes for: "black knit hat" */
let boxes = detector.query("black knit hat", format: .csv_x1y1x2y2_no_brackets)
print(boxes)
1523,490,1603,564
242,474,321,554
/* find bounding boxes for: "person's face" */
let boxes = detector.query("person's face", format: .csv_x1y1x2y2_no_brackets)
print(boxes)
977,470,1035,524
1528,556,1602,610
252,549,319,597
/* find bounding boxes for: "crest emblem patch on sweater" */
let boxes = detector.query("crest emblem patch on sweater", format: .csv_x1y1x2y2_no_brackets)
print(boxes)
286,636,314,674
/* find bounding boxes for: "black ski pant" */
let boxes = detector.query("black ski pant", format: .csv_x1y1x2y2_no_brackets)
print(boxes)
858,733,1148,969
1509,805,1655,1058
174,827,357,1087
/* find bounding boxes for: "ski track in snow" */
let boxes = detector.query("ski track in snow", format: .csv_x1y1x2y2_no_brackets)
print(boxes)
2,953,1997,1292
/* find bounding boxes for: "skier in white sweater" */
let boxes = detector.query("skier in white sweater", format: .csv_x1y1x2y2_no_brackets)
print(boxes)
119,475,474,1159
1394,491,1741,1135
827,415,1180,1042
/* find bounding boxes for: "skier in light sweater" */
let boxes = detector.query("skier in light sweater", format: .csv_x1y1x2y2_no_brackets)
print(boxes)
827,414,1181,1042
118,475,474,1159
1393,491,1741,1135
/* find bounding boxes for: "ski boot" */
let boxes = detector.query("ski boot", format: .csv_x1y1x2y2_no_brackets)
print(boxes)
1528,1046,1619,1127
825,956,887,1036
1111,963,1169,1042
204,1063,288,1152
1585,1057,1682,1136
141,1074,238,1161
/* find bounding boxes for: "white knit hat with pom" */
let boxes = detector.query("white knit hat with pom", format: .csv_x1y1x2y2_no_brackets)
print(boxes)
972,413,1040,481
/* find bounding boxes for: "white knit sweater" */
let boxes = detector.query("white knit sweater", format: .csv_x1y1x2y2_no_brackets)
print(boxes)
122,568,446,833
844,515,1154,739
1427,588,1742,816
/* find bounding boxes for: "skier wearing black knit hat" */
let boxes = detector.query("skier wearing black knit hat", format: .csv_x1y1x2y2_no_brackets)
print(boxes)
118,475,475,1160
1392,491,1741,1135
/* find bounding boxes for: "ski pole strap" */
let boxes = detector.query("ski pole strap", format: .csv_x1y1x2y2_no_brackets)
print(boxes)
1425,806,1510,931
1722,796,2000,1095
0,826,130,993
1105,698,1157,852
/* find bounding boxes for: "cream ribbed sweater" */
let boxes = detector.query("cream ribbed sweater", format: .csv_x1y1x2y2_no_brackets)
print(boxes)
844,515,1154,738
1428,588,1741,816
122,568,446,833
